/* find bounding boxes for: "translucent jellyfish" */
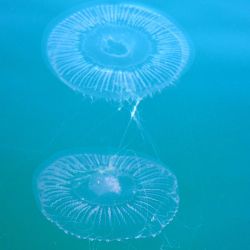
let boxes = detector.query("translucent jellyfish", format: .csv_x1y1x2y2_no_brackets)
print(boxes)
34,152,179,241
46,3,190,103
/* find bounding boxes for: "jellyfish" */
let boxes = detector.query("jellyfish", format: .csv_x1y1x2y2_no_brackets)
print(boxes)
33,151,179,241
46,3,190,105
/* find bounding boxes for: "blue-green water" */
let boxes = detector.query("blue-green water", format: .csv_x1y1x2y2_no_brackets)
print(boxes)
1,0,250,249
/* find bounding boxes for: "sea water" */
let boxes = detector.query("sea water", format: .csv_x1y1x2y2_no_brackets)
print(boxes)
0,0,249,249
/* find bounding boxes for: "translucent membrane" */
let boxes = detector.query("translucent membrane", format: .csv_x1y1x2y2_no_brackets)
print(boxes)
46,3,190,102
34,152,179,241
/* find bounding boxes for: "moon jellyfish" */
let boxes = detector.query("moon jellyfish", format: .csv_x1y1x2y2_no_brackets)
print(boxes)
46,3,190,103
34,152,179,241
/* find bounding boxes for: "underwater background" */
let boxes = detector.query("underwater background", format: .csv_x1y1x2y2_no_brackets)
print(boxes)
1,0,250,249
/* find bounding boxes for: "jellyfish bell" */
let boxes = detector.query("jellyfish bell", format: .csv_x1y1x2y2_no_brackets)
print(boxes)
45,3,191,105
33,151,179,241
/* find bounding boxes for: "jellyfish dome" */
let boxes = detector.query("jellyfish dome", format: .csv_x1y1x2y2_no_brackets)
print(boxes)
34,152,179,241
46,3,190,103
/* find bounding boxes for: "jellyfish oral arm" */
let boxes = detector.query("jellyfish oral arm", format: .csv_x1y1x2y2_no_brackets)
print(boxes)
130,98,141,120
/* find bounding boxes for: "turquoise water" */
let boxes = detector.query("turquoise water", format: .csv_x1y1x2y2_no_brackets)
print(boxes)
1,0,250,249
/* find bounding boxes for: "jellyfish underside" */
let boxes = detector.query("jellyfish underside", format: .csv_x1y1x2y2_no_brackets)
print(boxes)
34,153,179,241
47,3,190,102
